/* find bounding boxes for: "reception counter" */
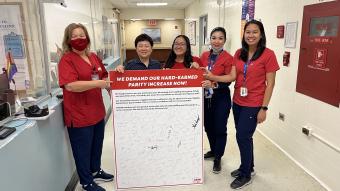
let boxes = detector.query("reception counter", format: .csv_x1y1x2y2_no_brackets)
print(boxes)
0,98,75,191
0,57,119,191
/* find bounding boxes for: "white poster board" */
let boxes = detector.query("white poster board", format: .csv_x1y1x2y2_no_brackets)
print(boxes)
110,69,204,189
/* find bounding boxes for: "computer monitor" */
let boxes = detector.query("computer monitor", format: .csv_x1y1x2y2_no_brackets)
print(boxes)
0,102,10,121
0,72,10,93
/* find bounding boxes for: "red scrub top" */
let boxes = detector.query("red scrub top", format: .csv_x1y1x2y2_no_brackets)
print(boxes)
58,51,108,127
170,56,202,69
233,48,280,107
200,50,233,75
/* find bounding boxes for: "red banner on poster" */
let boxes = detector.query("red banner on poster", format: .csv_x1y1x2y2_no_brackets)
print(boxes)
110,69,204,90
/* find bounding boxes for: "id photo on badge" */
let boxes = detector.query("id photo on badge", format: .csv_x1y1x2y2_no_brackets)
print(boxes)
240,87,248,97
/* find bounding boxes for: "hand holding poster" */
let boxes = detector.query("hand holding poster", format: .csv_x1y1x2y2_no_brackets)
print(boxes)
110,69,204,189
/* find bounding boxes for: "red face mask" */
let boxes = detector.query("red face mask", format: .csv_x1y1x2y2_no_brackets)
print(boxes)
70,38,88,51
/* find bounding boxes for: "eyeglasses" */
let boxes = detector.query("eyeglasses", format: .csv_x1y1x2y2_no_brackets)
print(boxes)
174,43,186,47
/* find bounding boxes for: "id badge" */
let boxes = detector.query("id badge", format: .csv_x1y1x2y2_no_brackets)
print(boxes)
204,88,213,98
91,71,99,80
240,87,248,97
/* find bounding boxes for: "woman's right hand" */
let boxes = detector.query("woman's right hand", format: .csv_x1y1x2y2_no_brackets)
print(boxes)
97,80,112,89
115,65,125,73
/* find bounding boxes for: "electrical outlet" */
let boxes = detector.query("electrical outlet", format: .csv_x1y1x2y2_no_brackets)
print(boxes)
279,112,285,121
302,126,312,136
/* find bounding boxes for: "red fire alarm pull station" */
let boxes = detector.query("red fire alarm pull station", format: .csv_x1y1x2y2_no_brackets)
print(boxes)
283,51,290,66
277,25,285,38
296,1,340,107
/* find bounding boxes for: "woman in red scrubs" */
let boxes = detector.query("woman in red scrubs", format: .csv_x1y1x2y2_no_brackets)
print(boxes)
58,23,113,191
164,35,201,69
200,27,234,174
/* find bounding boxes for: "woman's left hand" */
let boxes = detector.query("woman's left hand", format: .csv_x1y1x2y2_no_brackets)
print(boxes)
202,80,213,88
257,109,267,124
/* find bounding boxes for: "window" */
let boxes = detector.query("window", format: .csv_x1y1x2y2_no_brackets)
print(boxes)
309,16,339,37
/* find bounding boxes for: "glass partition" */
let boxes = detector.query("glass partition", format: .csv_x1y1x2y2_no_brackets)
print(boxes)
43,0,117,92
1,0,120,124
0,1,47,116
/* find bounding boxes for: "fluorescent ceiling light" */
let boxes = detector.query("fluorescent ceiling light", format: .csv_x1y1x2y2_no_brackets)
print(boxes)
164,18,175,21
184,18,198,21
130,18,142,21
137,3,168,6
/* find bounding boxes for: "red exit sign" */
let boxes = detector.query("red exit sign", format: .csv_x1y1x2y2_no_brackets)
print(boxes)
148,19,157,26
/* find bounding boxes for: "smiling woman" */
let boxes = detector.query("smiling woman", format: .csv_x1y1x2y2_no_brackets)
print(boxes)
164,35,202,69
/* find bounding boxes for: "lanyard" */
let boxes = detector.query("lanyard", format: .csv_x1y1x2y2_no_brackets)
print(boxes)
242,60,252,85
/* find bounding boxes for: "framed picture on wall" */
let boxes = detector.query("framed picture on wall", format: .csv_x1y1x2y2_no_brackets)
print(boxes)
284,21,298,48
142,28,161,43
188,21,196,45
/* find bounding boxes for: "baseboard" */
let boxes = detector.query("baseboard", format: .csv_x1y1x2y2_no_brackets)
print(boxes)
65,171,79,191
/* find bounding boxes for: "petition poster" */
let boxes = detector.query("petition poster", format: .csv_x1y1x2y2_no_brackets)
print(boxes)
110,69,204,189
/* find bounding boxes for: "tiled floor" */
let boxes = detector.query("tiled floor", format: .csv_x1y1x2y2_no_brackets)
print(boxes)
75,114,326,191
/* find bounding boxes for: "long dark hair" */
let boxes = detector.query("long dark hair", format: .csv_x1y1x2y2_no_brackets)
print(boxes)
165,35,193,68
240,20,266,62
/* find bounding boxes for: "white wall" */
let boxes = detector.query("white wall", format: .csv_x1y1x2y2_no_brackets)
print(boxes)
184,0,222,55
186,0,340,190
124,20,184,49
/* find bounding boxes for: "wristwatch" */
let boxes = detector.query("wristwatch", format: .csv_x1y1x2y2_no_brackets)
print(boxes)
261,106,268,111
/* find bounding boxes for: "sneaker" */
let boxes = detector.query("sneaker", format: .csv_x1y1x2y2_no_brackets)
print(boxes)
230,176,252,189
93,169,114,182
212,158,221,174
82,182,106,191
230,169,256,178
204,151,214,159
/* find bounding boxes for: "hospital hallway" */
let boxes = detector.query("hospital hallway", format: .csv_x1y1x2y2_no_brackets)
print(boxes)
1,0,340,191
